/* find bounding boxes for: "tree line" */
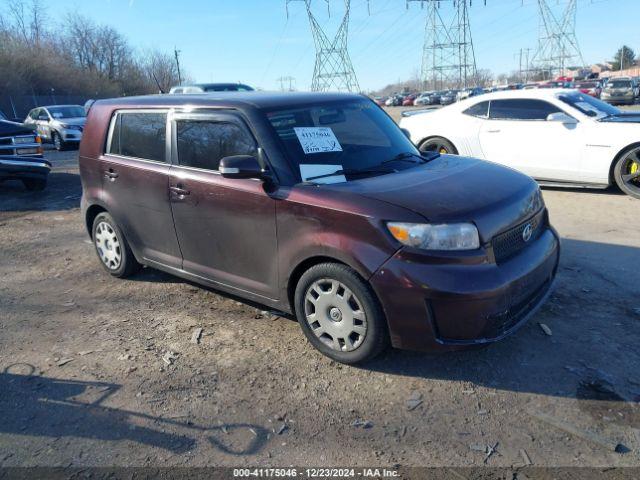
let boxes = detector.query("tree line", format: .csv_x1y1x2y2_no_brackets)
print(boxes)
0,0,188,99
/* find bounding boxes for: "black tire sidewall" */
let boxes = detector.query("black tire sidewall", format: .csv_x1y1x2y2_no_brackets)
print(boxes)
420,137,456,155
53,131,64,151
91,212,140,277
294,263,388,364
614,150,640,200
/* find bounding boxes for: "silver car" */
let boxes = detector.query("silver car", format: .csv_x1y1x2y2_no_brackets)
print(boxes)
601,78,637,105
24,105,86,151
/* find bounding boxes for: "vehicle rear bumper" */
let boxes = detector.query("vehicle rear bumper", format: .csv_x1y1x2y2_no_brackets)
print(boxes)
370,227,560,352
0,156,51,181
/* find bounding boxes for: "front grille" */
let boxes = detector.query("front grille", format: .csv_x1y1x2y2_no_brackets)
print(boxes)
0,137,13,145
492,209,546,264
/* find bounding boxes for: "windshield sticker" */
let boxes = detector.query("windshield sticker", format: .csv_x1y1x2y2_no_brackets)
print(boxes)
299,164,346,184
575,101,600,113
294,127,343,155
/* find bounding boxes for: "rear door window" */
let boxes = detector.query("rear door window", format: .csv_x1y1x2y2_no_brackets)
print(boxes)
175,120,256,171
489,99,561,121
463,101,489,118
108,111,167,162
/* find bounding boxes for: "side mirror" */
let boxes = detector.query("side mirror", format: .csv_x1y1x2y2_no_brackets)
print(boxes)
546,112,577,124
219,155,265,180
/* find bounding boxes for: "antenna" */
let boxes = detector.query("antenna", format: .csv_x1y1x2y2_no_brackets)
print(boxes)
286,0,367,92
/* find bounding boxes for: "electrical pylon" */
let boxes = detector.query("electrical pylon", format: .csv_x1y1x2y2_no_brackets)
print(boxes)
531,0,585,79
406,1,481,90
286,0,365,92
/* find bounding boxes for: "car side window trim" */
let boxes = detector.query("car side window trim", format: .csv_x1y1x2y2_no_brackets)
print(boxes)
486,99,571,122
104,109,170,164
169,111,259,174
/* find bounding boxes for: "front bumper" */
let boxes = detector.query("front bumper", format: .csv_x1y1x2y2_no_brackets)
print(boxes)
370,226,560,352
61,129,83,142
0,156,51,181
602,94,635,104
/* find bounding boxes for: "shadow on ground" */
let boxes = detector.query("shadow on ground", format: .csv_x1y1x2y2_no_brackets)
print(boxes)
0,365,269,455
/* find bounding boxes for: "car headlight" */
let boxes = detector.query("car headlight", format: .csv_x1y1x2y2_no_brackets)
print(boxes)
13,136,35,144
61,124,82,131
386,222,480,251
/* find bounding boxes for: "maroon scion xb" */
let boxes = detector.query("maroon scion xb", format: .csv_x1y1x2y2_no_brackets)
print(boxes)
79,92,560,364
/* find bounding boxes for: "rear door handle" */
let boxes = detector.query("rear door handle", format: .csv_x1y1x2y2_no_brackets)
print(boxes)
486,129,501,133
169,186,190,196
104,169,119,179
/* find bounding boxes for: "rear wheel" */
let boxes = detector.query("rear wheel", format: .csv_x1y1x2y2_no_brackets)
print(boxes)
613,146,640,200
92,212,141,277
294,263,389,364
22,179,46,191
419,137,457,155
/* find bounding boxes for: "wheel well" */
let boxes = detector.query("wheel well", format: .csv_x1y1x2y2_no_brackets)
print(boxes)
85,205,107,238
609,142,640,185
287,256,350,314
417,135,458,154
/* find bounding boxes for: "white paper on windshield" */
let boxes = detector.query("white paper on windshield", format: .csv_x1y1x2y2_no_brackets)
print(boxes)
294,127,343,155
575,101,599,114
299,164,346,184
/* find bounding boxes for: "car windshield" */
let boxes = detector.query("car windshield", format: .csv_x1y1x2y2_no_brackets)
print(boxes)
0,111,6,120
608,80,631,88
48,106,85,119
265,99,424,184
557,92,620,119
577,83,597,88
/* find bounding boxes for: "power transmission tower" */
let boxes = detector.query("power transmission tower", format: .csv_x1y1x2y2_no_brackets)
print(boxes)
277,76,297,91
407,1,482,91
531,0,585,79
286,0,366,92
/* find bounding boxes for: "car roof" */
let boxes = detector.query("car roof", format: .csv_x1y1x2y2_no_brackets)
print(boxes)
39,104,84,109
93,91,365,110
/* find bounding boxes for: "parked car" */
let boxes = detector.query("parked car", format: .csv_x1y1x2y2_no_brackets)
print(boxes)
413,92,433,106
0,111,43,158
574,81,602,98
79,92,559,363
169,83,254,94
24,105,86,151
400,89,640,199
457,87,485,102
373,96,387,107
0,155,51,191
601,78,636,105
402,94,416,106
439,90,459,105
385,95,404,106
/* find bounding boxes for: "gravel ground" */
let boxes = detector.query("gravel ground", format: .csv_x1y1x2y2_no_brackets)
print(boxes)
0,137,639,470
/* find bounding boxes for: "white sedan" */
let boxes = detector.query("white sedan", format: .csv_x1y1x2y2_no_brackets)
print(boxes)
399,89,640,199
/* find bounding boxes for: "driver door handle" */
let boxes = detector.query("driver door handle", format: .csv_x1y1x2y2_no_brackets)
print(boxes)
486,129,501,133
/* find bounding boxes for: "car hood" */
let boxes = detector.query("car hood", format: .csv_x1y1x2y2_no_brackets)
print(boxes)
325,156,542,243
0,120,35,137
55,117,86,126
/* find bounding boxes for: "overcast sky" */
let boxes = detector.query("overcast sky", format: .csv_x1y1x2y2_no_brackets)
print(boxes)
39,0,639,91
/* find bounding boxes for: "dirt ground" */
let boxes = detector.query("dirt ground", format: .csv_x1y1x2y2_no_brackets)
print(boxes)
1,133,639,471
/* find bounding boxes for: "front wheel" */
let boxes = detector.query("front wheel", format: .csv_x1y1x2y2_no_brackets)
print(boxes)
419,137,457,155
52,131,65,151
92,212,141,277
294,263,389,364
613,146,640,200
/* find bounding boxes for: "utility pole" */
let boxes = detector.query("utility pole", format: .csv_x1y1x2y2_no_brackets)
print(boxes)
406,1,484,91
531,0,584,79
277,76,296,91
174,47,182,85
286,0,367,92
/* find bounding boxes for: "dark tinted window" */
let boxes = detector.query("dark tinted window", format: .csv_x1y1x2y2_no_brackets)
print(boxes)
108,112,167,162
176,121,256,171
489,99,561,120
463,101,489,118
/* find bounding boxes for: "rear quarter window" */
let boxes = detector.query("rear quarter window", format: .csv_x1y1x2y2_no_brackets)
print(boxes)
107,111,167,162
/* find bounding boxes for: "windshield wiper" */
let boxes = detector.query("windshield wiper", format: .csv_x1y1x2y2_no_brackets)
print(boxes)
381,151,439,166
304,166,395,182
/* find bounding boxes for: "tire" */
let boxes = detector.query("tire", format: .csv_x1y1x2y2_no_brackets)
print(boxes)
294,263,389,364
22,179,46,191
418,136,457,155
91,212,141,278
52,131,65,151
613,145,640,200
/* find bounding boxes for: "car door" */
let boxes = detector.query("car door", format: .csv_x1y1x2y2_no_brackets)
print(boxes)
31,109,51,140
168,111,278,299
102,109,183,269
478,98,582,182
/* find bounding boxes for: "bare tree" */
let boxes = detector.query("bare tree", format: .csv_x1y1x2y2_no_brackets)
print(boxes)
142,50,180,93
